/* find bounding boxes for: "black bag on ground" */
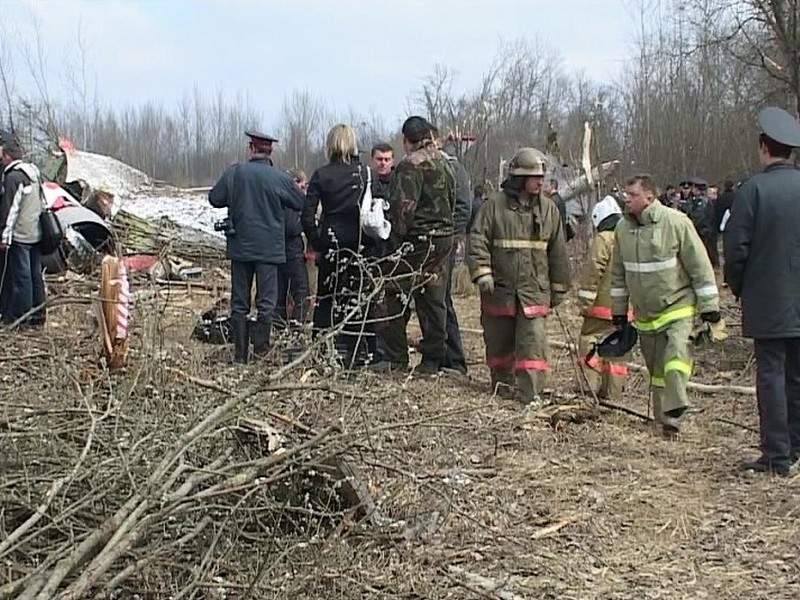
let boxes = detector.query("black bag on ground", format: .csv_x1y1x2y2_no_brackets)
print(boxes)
192,309,233,344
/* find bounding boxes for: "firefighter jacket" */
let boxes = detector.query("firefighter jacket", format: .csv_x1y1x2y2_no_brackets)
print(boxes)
468,190,570,318
577,217,631,321
610,199,719,333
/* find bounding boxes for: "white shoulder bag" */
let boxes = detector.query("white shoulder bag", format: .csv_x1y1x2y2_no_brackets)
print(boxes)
359,165,391,240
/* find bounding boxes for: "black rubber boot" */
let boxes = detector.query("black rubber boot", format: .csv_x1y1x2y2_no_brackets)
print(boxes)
231,316,249,364
251,319,271,357
291,302,305,328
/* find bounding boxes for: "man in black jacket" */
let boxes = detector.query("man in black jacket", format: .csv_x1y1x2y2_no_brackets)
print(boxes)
276,168,309,328
209,130,306,363
543,178,573,241
371,143,394,199
724,106,800,477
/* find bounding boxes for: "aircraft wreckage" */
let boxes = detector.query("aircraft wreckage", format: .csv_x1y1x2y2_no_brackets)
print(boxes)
37,140,225,277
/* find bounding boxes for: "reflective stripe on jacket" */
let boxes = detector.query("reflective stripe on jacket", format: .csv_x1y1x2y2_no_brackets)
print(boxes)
468,190,570,318
578,229,633,321
610,200,718,332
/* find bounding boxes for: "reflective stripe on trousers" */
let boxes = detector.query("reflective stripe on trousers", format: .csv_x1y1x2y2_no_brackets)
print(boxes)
482,301,549,318
635,304,695,332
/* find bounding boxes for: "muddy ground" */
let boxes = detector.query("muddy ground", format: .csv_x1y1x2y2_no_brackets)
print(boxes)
0,267,797,599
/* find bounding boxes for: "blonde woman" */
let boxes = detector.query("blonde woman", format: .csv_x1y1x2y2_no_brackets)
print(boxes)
302,124,378,366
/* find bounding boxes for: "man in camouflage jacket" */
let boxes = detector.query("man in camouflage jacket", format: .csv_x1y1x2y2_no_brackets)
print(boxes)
373,116,456,375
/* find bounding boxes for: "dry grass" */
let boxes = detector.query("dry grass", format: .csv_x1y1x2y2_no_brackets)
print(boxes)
0,267,797,599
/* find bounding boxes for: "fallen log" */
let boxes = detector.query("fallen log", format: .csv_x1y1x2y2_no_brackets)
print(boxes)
460,327,757,396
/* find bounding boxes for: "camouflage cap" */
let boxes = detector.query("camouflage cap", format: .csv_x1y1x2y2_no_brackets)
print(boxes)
509,147,546,177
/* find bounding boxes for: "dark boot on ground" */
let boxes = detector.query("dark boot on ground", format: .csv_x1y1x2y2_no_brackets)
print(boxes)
251,319,271,357
231,316,249,364
415,358,441,376
490,369,516,399
738,456,790,477
370,360,407,374
661,406,688,438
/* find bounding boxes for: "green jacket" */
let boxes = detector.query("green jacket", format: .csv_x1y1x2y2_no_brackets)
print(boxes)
388,144,455,241
468,190,570,318
610,200,718,332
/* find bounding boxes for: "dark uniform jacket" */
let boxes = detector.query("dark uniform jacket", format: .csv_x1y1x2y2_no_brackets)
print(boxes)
724,161,800,339
209,156,305,264
688,194,711,238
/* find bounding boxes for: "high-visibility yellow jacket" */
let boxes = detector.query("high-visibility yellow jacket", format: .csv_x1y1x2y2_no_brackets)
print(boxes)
610,200,718,332
468,190,571,318
578,229,632,321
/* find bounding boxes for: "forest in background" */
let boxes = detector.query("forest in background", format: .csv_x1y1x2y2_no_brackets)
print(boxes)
1,0,798,188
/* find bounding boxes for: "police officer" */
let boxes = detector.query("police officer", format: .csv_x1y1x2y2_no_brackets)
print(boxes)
724,106,800,477
677,179,693,214
209,130,306,363
686,177,714,263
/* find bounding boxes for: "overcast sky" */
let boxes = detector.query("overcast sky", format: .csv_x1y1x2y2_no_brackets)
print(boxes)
2,0,634,130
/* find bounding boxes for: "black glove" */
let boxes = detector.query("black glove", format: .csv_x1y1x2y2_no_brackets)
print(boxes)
701,311,721,323
612,314,628,329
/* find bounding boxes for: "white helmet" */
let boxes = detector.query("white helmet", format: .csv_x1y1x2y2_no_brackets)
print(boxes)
591,195,622,228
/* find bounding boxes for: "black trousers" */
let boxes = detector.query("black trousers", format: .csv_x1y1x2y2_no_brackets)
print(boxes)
754,338,800,466
704,234,720,268
441,249,467,373
230,261,278,325
312,245,376,365
277,237,308,322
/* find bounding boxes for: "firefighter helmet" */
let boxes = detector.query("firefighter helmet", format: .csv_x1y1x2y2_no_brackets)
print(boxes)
592,323,638,359
508,148,546,177
591,195,622,228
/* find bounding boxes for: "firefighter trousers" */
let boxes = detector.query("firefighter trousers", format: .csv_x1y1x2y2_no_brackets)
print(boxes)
482,308,549,402
638,317,694,420
577,316,629,400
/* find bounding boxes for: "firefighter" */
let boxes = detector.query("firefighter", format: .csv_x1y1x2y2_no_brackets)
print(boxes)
468,148,571,407
576,195,630,399
610,174,721,435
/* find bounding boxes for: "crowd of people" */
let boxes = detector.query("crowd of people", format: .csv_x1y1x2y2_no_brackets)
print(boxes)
209,105,800,478
0,102,795,481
